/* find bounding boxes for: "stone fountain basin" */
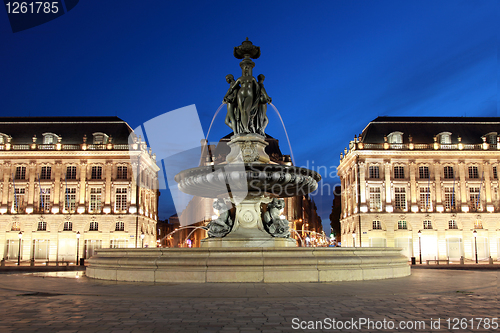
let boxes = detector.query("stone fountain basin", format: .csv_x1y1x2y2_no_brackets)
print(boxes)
175,163,321,198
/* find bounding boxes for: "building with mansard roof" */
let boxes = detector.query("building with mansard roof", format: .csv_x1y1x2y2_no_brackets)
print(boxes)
0,117,159,263
338,116,499,262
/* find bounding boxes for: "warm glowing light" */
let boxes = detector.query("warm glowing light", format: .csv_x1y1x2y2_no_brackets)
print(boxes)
418,230,422,238
473,230,477,238
77,207,85,214
360,206,368,213
487,205,494,213
129,206,137,214
436,206,444,213
385,206,393,213
25,207,33,214
462,206,469,213
51,207,59,214
103,207,111,214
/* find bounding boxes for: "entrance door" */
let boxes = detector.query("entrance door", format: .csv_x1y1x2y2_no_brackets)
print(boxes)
446,238,463,261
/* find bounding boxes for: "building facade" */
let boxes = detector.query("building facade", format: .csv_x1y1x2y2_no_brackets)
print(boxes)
0,117,159,263
338,117,500,261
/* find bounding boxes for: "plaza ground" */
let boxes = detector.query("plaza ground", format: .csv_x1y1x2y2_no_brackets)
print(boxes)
0,268,498,332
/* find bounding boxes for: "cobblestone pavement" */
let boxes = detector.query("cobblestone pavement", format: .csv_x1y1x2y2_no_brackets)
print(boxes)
0,270,498,332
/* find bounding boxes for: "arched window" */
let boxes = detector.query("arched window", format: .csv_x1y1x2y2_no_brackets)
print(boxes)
92,132,108,144
423,220,432,229
37,221,47,231
484,132,497,145
42,132,59,144
387,132,403,144
448,220,458,229
89,221,98,231
438,132,452,144
115,221,125,231
63,221,72,231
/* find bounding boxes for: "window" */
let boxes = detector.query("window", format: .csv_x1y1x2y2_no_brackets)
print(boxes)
469,187,481,210
372,221,381,230
387,132,403,144
394,187,406,210
115,221,125,231
110,240,128,248
63,221,73,231
64,188,76,212
90,188,102,213
397,221,407,230
91,166,102,180
115,188,127,212
493,166,497,179
444,166,454,179
474,220,483,229
13,188,26,213
40,166,51,180
117,166,128,180
448,220,458,229
93,132,108,144
369,187,381,211
394,166,404,179
486,132,497,145
37,221,47,231
423,220,432,229
15,166,26,180
439,132,452,144
39,188,51,213
444,187,456,210
419,187,431,210
369,165,379,179
66,166,77,180
42,133,57,144
468,166,479,179
89,221,98,231
419,166,429,179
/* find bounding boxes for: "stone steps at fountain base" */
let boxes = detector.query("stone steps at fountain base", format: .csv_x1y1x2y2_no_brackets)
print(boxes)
86,247,410,283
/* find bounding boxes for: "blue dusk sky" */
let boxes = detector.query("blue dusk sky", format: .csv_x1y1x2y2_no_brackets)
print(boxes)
1,1,499,233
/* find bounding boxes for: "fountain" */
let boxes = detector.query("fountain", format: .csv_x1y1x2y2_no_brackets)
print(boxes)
86,39,410,283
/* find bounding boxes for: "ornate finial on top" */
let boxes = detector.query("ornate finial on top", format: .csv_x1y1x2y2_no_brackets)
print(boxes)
233,38,261,59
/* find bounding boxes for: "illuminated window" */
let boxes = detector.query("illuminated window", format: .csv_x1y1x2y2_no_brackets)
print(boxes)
387,132,403,144
444,187,456,210
419,187,431,210
11,221,20,231
90,188,102,212
394,166,404,179
369,166,379,179
448,220,458,229
110,240,128,248
372,221,381,230
42,133,58,144
64,188,76,212
115,188,127,212
15,166,26,180
40,166,51,180
115,221,125,231
468,166,479,179
469,187,481,210
66,166,77,180
474,220,483,229
397,221,407,230
63,221,73,231
419,166,429,179
369,187,381,211
39,188,51,213
117,166,128,180
439,132,452,144
89,221,98,231
13,188,26,213
493,166,497,179
93,133,108,144
394,187,406,210
37,221,47,231
423,220,432,229
444,166,454,179
91,166,102,180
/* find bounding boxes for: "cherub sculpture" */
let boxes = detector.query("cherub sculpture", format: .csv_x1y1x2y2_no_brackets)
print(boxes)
263,198,290,238
207,199,233,238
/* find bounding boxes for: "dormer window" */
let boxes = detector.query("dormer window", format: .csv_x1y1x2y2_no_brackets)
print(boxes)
387,131,403,144
93,132,108,144
0,133,9,144
438,132,452,144
42,133,59,144
484,132,497,145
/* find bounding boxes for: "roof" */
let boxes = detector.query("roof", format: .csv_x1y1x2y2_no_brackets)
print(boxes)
0,116,133,144
361,116,500,144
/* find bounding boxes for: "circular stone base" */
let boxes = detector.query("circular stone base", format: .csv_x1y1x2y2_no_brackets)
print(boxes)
86,247,410,283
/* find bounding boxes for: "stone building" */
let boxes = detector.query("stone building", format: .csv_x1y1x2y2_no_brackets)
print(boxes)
168,134,323,247
338,117,499,261
0,117,159,263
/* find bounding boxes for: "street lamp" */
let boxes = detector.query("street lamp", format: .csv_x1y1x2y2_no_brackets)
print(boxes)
17,231,22,266
141,232,145,248
352,232,356,247
473,230,478,264
418,230,422,264
76,231,80,265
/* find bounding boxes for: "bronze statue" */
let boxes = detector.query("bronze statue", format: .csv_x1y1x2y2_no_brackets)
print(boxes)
223,39,272,136
207,199,233,238
263,198,290,238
